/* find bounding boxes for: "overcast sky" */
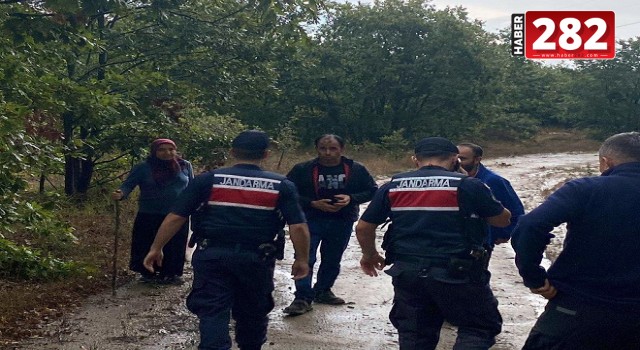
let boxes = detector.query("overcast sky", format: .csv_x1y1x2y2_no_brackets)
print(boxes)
428,0,640,40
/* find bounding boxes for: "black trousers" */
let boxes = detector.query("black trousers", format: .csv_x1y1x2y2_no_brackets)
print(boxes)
186,247,275,350
130,212,188,277
389,268,502,350
523,292,640,350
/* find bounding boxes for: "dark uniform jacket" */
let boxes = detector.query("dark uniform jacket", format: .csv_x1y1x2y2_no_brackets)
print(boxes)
362,166,505,281
287,156,378,222
171,164,306,246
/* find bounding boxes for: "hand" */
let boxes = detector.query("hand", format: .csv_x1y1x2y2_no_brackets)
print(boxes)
111,189,123,201
311,199,340,213
360,252,385,277
332,194,351,208
494,238,510,245
291,258,310,280
530,278,557,300
143,249,163,273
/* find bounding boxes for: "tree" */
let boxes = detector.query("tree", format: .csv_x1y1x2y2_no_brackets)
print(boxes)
238,0,513,143
1,0,322,197
569,38,640,137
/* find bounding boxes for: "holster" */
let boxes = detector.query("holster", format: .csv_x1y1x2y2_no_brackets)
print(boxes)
447,257,475,279
448,247,489,282
258,229,285,261
381,221,394,264
274,229,285,260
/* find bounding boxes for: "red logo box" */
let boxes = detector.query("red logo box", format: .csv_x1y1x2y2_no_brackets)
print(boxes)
523,11,615,59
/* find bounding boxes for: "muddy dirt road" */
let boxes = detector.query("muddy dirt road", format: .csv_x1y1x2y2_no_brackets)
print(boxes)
16,152,599,350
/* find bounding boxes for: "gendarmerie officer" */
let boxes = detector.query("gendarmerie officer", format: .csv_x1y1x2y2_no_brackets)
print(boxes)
355,137,511,350
144,130,310,350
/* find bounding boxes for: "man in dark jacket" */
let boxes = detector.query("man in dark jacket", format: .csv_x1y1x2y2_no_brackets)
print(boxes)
283,134,378,315
512,131,640,349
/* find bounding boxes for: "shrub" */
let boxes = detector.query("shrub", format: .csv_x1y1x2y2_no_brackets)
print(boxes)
0,238,88,281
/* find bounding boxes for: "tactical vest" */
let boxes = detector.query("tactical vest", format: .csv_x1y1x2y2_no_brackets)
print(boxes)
192,166,287,245
384,168,485,261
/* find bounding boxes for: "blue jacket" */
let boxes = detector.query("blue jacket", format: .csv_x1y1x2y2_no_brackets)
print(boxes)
119,160,193,215
475,164,524,245
512,162,640,306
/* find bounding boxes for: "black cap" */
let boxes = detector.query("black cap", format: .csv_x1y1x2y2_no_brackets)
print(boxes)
231,130,270,151
414,137,459,155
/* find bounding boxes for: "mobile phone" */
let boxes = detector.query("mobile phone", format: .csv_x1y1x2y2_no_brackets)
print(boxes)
329,197,339,204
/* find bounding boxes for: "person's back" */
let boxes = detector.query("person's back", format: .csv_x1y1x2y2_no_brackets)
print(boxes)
356,137,511,350
519,163,640,305
143,130,310,350
383,167,473,261
191,164,291,244
512,131,640,350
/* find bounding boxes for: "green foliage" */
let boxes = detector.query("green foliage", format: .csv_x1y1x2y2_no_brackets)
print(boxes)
238,0,546,143
568,38,640,137
175,107,246,169
0,133,67,235
479,113,540,141
275,118,301,151
380,128,410,156
273,117,301,169
0,238,87,281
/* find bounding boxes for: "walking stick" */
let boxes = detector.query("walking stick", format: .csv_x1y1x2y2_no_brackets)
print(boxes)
111,200,121,296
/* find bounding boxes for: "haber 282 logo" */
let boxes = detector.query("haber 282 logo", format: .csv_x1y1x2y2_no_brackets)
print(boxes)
511,11,615,60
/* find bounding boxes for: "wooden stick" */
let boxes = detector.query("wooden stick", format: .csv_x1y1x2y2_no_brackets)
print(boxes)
111,200,121,296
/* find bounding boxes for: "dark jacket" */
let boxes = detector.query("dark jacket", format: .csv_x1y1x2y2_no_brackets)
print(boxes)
362,166,505,260
512,162,640,306
287,156,377,222
172,164,306,245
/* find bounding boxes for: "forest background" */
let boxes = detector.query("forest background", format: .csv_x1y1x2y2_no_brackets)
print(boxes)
0,0,638,343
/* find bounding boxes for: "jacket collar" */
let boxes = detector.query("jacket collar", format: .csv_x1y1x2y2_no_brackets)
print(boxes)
232,163,263,171
312,155,353,167
601,162,640,176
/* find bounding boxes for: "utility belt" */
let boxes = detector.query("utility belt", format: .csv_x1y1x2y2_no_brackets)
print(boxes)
196,239,261,252
392,254,450,269
392,251,488,282
193,229,285,261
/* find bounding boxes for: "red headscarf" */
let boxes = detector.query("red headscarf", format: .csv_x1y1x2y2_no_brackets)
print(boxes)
147,138,182,185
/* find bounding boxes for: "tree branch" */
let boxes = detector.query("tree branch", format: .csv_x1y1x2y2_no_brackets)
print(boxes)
168,4,251,26
76,55,144,81
9,12,54,18
94,153,129,166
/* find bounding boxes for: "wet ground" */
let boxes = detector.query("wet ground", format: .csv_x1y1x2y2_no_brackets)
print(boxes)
16,151,599,350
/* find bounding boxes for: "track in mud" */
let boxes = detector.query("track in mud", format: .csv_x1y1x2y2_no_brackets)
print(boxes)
15,152,599,350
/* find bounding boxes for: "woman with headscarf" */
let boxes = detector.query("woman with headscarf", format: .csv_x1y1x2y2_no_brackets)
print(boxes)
112,138,193,284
